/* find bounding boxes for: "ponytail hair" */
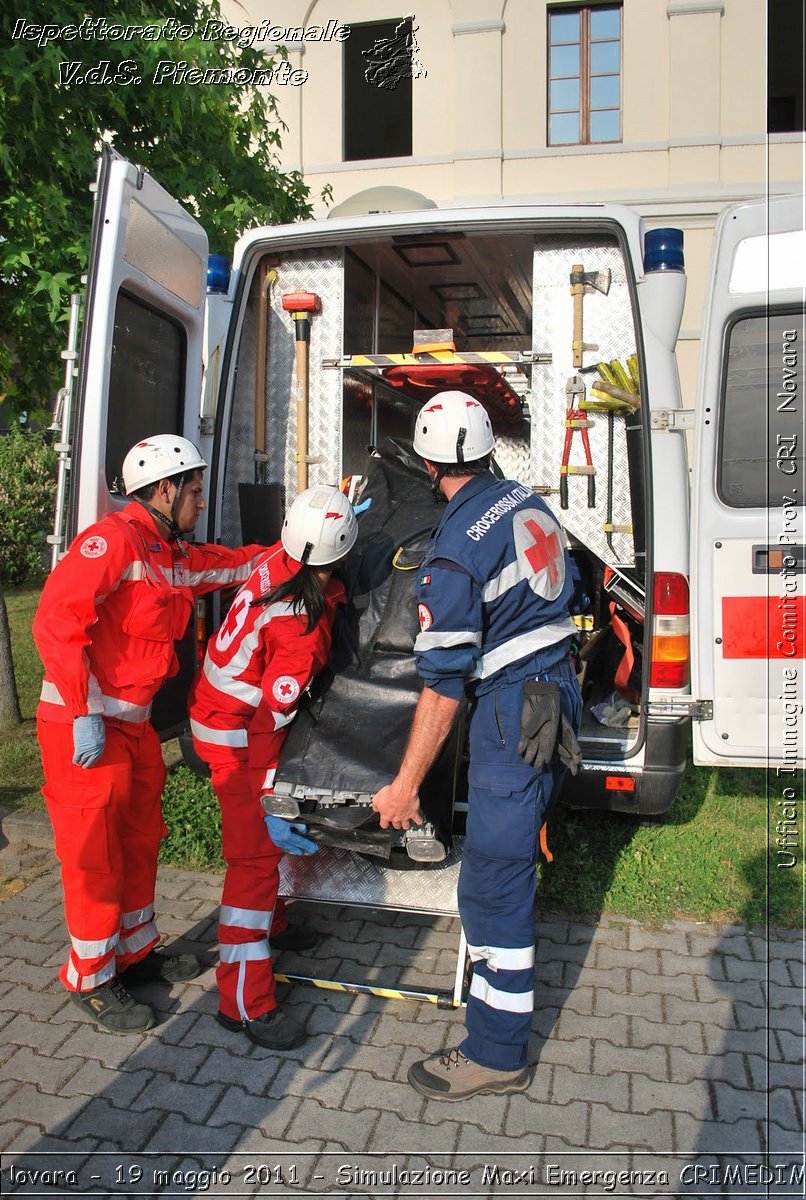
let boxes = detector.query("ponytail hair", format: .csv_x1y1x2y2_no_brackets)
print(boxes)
250,563,326,634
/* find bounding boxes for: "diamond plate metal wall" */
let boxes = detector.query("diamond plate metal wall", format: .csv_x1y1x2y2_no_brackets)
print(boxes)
279,841,462,915
531,239,637,569
266,249,345,499
221,250,346,546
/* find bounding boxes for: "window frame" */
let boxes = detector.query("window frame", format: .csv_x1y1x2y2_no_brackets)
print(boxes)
343,17,414,162
104,289,186,493
547,3,622,148
716,305,804,509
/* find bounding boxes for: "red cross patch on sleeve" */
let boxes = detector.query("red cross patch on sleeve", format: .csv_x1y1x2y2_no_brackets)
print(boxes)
272,676,301,704
79,535,108,559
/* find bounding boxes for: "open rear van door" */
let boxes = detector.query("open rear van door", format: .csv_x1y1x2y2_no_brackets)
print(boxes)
68,146,208,539
690,194,805,767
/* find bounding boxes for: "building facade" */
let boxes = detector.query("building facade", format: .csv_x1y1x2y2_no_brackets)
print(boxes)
222,0,804,403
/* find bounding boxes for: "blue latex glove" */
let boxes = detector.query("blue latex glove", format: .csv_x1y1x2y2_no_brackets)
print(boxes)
72,714,106,768
353,497,373,515
264,814,318,856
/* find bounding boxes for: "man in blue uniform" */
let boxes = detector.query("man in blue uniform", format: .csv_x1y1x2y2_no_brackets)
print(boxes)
372,390,583,1101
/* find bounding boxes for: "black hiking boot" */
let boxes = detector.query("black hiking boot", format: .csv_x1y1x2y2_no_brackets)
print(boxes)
69,977,156,1034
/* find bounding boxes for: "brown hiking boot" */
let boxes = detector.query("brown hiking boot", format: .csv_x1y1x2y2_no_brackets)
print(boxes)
408,1048,532,1101
69,977,156,1035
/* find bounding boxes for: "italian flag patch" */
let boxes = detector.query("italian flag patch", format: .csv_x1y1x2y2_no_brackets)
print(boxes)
419,573,431,586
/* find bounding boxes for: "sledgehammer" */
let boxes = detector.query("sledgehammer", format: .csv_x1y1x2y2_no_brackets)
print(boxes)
282,290,321,491
570,264,611,368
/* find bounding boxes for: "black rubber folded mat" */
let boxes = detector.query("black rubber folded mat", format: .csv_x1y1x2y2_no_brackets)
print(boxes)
275,439,460,845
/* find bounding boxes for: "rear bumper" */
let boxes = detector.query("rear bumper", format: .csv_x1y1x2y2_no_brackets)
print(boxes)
563,718,689,817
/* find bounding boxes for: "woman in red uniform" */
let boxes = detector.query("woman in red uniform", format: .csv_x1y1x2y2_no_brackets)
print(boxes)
189,485,358,1050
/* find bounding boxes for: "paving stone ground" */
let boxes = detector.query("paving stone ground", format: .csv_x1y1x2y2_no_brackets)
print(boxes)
0,811,802,1199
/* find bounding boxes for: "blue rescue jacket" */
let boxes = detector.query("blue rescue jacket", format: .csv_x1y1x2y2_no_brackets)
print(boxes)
414,473,576,699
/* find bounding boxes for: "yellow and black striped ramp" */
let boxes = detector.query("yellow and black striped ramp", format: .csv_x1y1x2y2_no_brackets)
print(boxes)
323,351,550,368
274,971,462,1009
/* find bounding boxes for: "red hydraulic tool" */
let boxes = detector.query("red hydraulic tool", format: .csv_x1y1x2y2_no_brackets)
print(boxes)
559,374,595,510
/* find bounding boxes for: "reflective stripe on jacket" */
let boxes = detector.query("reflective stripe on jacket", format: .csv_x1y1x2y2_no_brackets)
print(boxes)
188,543,345,777
33,504,264,723
414,473,576,699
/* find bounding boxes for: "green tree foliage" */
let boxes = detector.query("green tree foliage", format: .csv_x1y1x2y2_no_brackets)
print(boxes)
0,0,313,416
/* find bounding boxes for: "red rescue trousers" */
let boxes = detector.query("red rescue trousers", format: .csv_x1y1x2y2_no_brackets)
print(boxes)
37,717,166,992
194,741,289,1022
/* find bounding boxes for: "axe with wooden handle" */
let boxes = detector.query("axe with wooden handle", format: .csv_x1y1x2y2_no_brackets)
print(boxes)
570,264,611,368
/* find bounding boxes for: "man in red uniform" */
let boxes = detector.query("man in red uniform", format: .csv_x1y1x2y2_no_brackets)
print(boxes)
189,486,358,1050
34,435,265,1034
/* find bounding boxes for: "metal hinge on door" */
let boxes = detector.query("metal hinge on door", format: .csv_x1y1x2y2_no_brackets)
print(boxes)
650,409,695,432
645,697,713,719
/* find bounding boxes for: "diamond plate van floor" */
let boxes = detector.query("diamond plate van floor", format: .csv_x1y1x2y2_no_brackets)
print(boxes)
0,811,802,1198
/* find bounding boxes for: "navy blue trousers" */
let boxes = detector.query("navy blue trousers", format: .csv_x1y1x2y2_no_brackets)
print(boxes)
458,655,582,1071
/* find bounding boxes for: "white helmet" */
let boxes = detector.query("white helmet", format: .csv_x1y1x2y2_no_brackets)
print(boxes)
122,435,207,494
282,485,359,567
413,391,495,464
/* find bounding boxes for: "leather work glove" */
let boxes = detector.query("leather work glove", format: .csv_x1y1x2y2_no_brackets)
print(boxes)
72,714,106,768
517,680,561,770
557,714,583,776
264,814,319,857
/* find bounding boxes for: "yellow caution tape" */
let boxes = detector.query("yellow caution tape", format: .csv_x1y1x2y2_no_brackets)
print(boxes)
345,351,527,367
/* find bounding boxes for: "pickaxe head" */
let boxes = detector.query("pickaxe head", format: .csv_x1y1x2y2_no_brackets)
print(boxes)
570,266,611,296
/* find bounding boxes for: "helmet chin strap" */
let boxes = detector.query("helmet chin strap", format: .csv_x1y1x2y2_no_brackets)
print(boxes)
431,465,448,503
430,425,467,503
135,474,190,558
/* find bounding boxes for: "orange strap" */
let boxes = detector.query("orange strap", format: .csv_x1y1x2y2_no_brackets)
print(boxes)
609,601,635,693
539,822,553,863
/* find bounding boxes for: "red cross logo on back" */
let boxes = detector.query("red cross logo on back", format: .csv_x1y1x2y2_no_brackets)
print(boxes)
523,518,562,590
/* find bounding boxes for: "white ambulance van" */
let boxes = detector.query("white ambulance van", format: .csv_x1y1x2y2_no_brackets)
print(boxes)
50,148,805,821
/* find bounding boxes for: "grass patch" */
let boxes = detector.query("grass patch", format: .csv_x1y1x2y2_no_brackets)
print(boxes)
159,767,223,873
3,579,802,927
542,761,801,929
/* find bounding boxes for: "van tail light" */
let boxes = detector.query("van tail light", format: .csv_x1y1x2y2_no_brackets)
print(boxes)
195,600,209,669
649,572,690,689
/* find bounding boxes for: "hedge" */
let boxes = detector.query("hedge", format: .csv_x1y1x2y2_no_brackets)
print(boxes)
0,431,57,586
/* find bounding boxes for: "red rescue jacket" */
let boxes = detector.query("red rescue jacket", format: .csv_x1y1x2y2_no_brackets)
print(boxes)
188,543,345,784
33,504,264,725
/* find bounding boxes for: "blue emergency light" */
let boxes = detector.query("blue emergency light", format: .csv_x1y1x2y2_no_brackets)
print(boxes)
207,254,231,294
643,228,684,273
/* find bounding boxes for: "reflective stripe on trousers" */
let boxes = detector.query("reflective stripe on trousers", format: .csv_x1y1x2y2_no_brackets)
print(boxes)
194,740,288,1022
